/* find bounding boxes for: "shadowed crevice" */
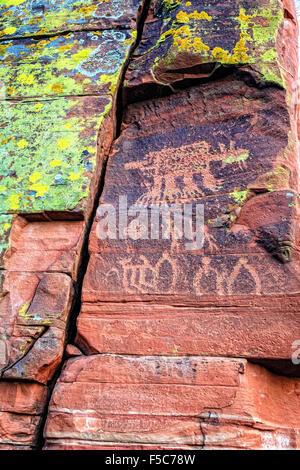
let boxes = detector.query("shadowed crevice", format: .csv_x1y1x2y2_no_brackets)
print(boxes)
249,358,300,378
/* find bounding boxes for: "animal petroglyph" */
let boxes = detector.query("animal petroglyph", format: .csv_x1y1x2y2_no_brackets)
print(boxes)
125,140,249,203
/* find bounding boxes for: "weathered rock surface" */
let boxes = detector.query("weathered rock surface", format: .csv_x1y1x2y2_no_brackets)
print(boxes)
0,0,143,449
77,75,300,360
125,0,299,100
44,356,300,450
0,0,141,39
42,0,300,451
1,0,300,451
0,381,46,449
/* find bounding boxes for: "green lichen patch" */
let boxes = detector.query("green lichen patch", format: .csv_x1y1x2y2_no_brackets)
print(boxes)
0,95,111,214
0,213,13,267
230,188,249,204
0,30,133,99
0,23,136,216
0,0,142,39
138,0,285,88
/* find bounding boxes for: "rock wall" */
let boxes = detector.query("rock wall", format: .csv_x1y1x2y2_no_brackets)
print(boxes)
0,0,300,450
0,0,145,449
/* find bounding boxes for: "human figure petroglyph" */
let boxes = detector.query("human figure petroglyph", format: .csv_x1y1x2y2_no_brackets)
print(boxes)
120,253,178,293
226,257,261,295
193,256,261,295
104,252,179,293
103,247,261,296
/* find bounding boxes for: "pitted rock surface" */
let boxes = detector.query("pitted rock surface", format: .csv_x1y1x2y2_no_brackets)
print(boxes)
1,0,300,451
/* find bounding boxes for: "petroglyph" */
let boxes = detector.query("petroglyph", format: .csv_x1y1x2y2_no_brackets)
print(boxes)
193,256,261,295
125,141,249,203
105,252,179,293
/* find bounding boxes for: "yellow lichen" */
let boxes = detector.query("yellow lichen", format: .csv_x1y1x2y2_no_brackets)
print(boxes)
236,9,253,27
0,26,17,36
50,159,62,168
18,302,30,318
17,73,35,85
9,193,21,210
212,47,231,63
17,138,28,149
57,138,70,150
29,171,41,183
30,182,50,197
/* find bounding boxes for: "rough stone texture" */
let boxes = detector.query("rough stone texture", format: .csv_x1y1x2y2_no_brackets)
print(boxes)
78,73,300,361
0,2,142,217
0,0,143,449
125,0,299,100
43,0,300,451
0,0,141,38
1,0,300,451
44,356,300,450
0,381,46,449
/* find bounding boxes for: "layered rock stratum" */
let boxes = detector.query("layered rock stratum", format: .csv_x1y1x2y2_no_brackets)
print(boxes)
0,0,300,450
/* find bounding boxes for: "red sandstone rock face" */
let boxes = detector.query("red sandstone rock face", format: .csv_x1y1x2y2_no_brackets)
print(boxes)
0,0,143,449
0,219,78,447
75,78,300,364
1,0,300,451
125,0,299,101
43,0,300,451
44,356,300,449
0,381,46,448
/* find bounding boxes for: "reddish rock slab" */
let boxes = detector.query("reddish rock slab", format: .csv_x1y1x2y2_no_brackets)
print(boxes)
58,4,300,449
87,78,299,263
77,76,300,362
0,270,73,383
47,2,300,450
44,356,300,449
65,344,83,359
76,302,300,360
5,218,84,276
